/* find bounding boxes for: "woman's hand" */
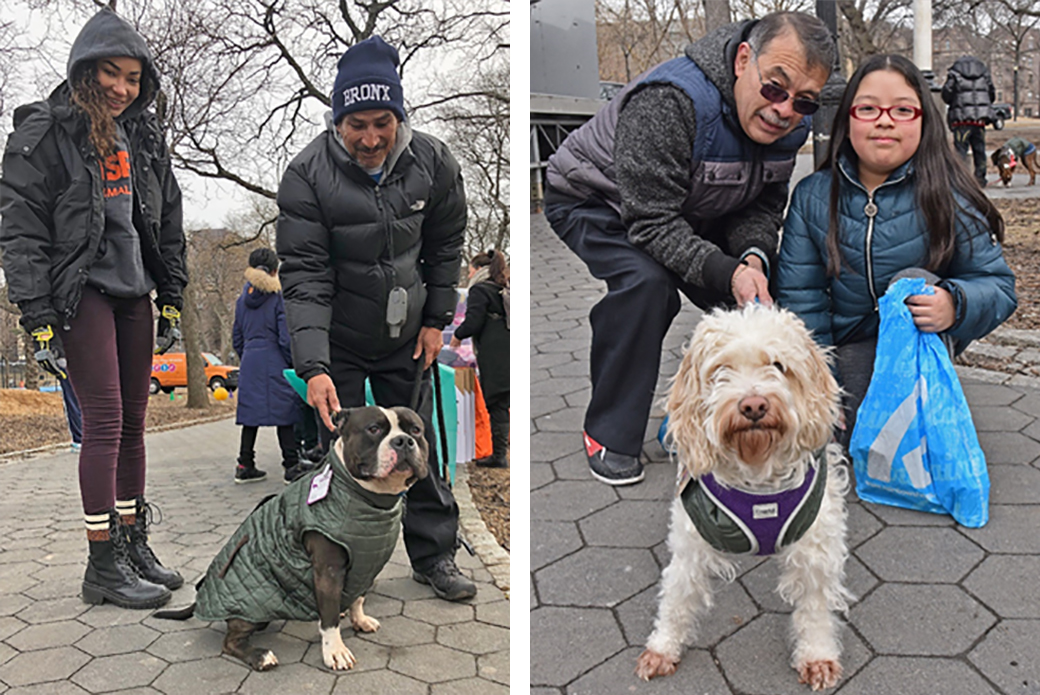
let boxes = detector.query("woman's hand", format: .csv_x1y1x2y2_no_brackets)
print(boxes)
450,335,462,350
906,286,955,333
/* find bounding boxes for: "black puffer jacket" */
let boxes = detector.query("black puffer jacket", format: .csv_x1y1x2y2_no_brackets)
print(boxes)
454,279,509,399
276,117,466,378
942,56,996,126
0,8,186,330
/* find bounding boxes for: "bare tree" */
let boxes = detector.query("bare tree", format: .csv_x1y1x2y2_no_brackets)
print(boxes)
420,62,509,258
179,275,209,409
597,0,702,83
704,0,733,31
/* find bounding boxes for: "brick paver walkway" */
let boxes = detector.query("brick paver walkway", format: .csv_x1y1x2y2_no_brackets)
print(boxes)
0,419,509,694
530,212,1040,695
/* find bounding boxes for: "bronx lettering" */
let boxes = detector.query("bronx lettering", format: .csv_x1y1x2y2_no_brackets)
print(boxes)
342,83,392,107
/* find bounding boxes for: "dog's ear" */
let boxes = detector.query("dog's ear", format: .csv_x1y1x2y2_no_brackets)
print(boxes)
666,323,719,478
794,341,843,452
333,409,351,430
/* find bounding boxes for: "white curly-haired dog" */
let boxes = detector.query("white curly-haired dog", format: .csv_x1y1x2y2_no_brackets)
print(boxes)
635,305,852,691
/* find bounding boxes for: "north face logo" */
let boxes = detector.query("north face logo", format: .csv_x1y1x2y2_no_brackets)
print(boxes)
342,83,392,107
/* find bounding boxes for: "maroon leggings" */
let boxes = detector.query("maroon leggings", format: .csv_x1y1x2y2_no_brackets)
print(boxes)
63,286,154,515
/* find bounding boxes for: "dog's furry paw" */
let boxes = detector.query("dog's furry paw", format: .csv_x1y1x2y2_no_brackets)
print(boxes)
635,649,678,680
797,659,842,691
351,614,380,632
322,642,357,670
320,626,357,670
249,649,278,671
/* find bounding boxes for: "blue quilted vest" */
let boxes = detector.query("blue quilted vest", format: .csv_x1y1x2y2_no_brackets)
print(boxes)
636,57,810,222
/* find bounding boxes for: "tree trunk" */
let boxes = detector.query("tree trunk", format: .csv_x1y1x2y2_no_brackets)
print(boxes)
703,0,731,33
22,333,41,390
182,282,210,410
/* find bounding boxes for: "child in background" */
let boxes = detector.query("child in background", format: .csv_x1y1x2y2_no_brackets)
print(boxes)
776,54,1016,446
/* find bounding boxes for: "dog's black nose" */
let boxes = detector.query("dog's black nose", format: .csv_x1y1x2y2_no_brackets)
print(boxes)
739,396,769,422
391,435,416,450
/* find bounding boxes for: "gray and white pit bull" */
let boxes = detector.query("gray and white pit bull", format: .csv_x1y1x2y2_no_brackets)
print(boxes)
154,406,429,671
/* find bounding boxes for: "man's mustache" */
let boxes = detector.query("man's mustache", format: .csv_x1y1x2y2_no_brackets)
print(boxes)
357,143,388,155
759,109,791,129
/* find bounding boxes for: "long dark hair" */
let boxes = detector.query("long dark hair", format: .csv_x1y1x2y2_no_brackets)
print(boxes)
471,249,509,287
70,61,117,156
69,59,154,157
822,54,1003,277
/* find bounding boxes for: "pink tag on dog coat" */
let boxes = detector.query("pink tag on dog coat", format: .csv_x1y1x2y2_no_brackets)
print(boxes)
307,464,332,505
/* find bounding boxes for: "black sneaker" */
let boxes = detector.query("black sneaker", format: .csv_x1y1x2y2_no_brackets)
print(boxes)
234,465,267,484
584,431,644,486
412,555,477,601
284,461,318,484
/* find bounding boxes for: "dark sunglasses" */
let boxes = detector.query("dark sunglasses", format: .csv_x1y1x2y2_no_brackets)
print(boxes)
751,54,820,116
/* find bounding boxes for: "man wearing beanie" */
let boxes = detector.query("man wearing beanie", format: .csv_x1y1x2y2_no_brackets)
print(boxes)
275,36,475,601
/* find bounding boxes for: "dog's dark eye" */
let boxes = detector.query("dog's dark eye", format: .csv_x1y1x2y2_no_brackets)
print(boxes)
367,424,381,435
410,425,422,435
773,361,785,373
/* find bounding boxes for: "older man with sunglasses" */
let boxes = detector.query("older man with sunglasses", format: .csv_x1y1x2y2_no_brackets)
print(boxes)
544,13,835,486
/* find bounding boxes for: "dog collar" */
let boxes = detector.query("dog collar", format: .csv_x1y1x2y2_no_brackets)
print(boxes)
680,450,827,556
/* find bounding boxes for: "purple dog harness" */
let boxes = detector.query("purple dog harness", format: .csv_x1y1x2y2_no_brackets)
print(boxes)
679,452,827,556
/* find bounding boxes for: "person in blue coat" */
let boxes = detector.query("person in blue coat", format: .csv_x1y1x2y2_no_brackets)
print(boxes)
776,54,1016,447
232,247,306,483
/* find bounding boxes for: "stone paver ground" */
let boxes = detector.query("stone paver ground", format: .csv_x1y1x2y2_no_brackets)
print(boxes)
0,419,509,694
530,212,1040,695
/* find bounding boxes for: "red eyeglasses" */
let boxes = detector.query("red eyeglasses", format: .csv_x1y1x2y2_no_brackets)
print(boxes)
849,104,923,122
751,53,820,116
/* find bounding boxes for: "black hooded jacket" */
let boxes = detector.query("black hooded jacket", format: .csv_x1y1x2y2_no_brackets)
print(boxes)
942,56,996,126
0,8,187,331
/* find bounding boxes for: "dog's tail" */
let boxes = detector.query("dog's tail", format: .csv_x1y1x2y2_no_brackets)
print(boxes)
152,602,196,620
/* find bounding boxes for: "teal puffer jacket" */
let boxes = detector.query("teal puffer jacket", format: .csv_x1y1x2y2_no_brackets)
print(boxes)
776,155,1016,349
194,448,403,623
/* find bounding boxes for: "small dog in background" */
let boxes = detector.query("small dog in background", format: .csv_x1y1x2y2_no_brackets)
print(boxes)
636,305,852,691
992,136,1038,186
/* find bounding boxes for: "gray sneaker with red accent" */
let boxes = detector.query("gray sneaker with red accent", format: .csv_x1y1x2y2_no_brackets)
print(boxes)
584,431,644,486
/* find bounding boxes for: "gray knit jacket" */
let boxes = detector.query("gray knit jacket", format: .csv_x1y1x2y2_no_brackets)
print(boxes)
548,21,798,295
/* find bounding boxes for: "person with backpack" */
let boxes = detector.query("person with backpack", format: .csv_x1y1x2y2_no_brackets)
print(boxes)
452,250,510,468
942,55,996,189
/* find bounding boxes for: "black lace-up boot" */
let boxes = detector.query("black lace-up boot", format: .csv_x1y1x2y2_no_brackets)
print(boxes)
82,510,171,609
120,497,184,590
412,553,477,601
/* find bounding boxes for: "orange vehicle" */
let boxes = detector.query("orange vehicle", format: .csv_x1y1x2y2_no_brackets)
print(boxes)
150,352,239,395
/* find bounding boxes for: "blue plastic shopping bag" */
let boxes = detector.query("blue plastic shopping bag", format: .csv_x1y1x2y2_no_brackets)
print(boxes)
849,277,989,527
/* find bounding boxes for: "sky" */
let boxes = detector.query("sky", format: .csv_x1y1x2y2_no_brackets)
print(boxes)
3,2,245,228
3,0,501,231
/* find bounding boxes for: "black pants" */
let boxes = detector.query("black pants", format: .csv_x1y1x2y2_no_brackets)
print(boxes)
294,401,320,451
484,390,510,460
321,339,459,572
545,192,733,457
239,425,297,468
953,125,987,186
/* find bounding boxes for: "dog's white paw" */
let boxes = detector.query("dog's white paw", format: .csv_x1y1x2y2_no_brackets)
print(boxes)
257,650,278,670
351,614,380,633
797,659,842,691
635,649,678,681
320,626,357,670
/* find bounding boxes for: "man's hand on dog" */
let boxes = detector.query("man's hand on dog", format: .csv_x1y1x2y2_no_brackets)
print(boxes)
307,373,341,431
731,256,773,308
413,326,443,369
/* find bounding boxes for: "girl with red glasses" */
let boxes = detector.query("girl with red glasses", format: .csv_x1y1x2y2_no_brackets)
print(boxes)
774,53,1016,450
